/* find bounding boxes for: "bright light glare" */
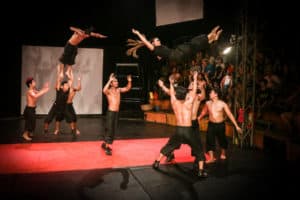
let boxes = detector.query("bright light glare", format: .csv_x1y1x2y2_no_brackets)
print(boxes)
222,46,232,55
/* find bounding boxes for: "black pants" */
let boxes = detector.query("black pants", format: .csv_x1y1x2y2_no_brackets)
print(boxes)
160,126,205,162
206,121,227,151
44,103,65,123
59,42,78,65
104,110,119,144
24,106,36,133
191,119,204,157
169,34,209,63
65,103,77,123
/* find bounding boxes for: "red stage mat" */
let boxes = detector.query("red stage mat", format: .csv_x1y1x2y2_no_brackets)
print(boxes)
0,138,197,174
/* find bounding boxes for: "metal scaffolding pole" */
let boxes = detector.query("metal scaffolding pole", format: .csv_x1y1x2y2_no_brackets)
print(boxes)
250,21,257,147
232,38,239,145
238,0,257,148
239,5,248,148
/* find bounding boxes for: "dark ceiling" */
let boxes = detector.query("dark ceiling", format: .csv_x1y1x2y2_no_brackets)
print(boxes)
3,0,297,49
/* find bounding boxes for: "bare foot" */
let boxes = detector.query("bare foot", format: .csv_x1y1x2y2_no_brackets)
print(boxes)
54,130,59,135
22,132,32,141
65,67,71,78
220,154,226,160
211,25,220,34
215,29,223,41
76,129,80,135
205,158,216,164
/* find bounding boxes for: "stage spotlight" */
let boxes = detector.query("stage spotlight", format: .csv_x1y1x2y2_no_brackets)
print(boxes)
219,34,242,56
222,46,232,55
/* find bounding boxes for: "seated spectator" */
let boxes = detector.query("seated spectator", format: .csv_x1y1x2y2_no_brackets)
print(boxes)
256,79,274,118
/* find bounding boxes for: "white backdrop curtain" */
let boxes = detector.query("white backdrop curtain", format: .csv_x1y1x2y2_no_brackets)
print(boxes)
21,45,103,115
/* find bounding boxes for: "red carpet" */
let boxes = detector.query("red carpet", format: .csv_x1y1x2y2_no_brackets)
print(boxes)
0,138,198,174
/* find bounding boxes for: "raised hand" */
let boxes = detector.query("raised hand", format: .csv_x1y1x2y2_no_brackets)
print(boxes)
132,29,140,35
158,79,164,87
109,73,115,81
127,75,132,82
193,71,198,80
169,74,175,84
43,82,49,89
207,25,223,43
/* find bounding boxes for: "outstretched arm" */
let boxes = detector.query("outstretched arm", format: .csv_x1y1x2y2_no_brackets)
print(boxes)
158,79,170,95
191,72,198,98
74,76,82,92
224,103,242,134
70,26,107,39
56,64,64,90
90,32,108,38
70,26,86,36
198,103,208,121
66,67,74,88
120,75,132,93
103,73,115,95
197,82,206,101
185,71,198,105
132,29,155,51
30,83,50,98
169,75,176,101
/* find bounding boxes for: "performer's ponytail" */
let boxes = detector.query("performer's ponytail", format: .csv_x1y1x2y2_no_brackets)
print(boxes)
126,38,145,58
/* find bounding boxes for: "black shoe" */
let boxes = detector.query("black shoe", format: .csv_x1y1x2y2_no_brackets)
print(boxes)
101,142,106,150
105,147,112,155
166,153,175,162
101,143,112,155
152,160,160,169
192,161,199,172
197,169,208,178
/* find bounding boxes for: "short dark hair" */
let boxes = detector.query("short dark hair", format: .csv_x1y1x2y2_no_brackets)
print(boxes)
25,77,34,88
208,87,221,97
61,80,68,86
174,86,188,100
150,37,160,43
84,26,95,35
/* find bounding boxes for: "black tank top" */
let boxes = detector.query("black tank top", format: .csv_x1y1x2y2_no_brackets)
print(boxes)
55,89,69,109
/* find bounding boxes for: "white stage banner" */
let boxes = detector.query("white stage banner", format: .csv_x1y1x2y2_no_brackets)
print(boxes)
156,0,204,26
21,45,103,115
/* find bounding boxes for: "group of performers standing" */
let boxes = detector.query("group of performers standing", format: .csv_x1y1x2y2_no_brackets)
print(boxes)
22,26,107,141
22,25,242,178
